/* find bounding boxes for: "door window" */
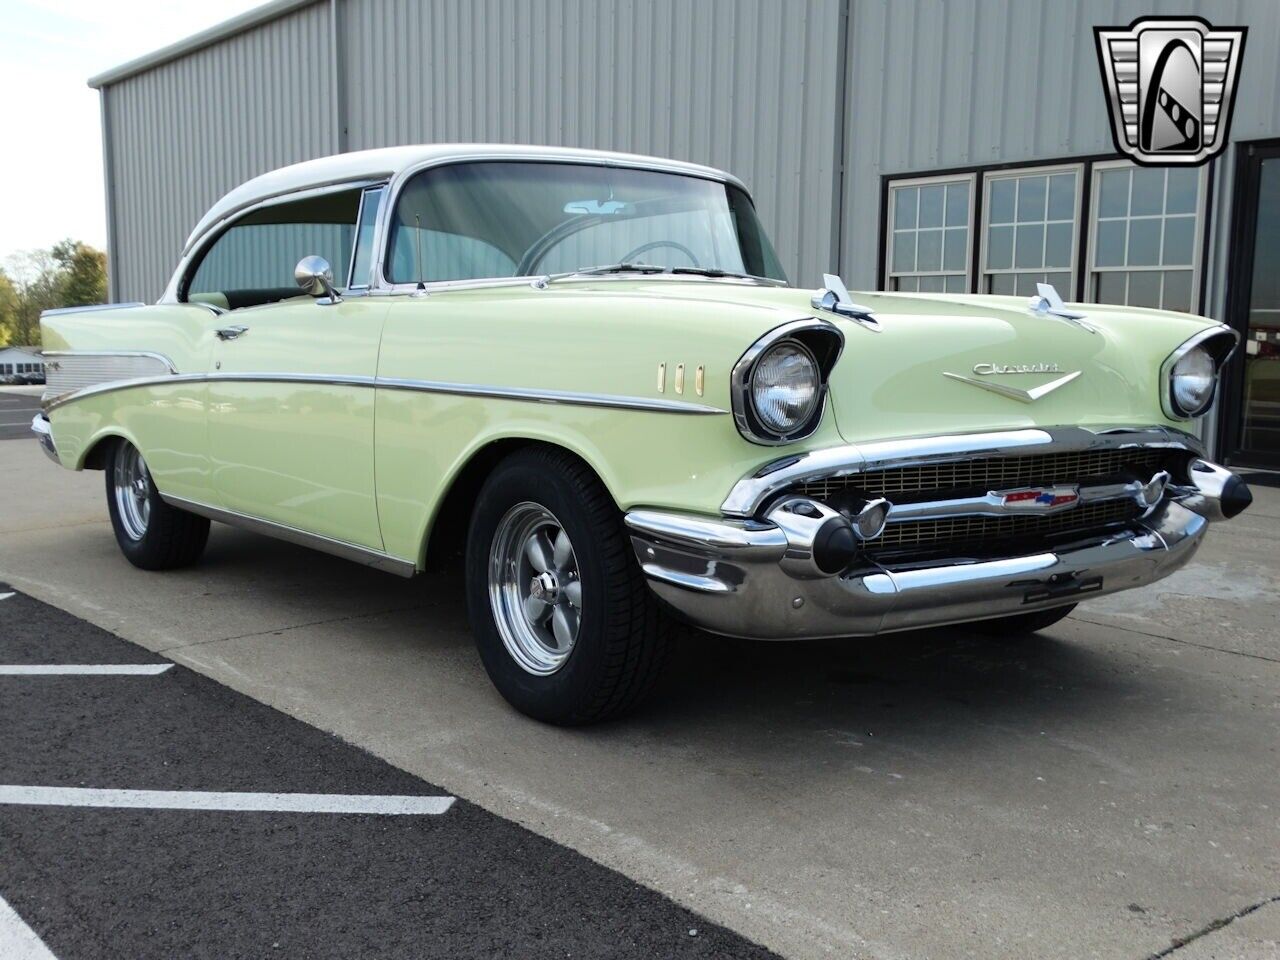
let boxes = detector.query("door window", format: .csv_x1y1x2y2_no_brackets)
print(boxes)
185,188,363,310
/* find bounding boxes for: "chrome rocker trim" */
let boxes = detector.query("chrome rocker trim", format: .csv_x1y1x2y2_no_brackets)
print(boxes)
626,499,1209,641
160,494,417,578
31,415,58,464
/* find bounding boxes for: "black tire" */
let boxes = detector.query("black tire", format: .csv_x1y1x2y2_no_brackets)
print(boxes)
971,603,1077,635
465,446,671,724
105,439,210,571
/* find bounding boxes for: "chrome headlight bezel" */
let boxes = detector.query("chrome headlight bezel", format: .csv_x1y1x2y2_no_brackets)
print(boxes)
731,319,844,445
1159,327,1239,420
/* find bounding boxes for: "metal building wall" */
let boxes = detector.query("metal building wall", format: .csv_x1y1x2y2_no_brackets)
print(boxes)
101,2,337,301
838,0,1280,297
98,0,845,301
339,0,845,288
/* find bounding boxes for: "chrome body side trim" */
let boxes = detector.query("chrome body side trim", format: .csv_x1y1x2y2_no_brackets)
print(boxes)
159,494,417,578
376,377,727,414
1158,325,1239,420
626,499,1208,640
41,351,181,408
40,302,146,318
721,425,1205,518
31,415,58,464
41,350,179,374
43,371,728,416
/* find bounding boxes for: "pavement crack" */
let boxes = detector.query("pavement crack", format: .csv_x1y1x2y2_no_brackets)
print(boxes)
1071,615,1280,664
155,604,431,652
1144,894,1280,959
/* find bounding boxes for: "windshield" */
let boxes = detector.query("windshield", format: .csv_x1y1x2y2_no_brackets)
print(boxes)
385,161,787,284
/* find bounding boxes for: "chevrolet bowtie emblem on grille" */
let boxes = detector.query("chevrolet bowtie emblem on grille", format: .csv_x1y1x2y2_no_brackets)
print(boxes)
997,485,1081,513
1095,16,1247,166
943,367,1082,403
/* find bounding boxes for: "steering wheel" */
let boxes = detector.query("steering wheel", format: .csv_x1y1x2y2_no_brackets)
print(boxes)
618,240,700,268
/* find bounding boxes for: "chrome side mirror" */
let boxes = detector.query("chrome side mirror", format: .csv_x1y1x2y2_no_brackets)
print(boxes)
295,256,342,304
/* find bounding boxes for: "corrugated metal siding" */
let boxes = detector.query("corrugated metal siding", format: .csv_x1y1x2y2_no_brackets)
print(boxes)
104,2,336,301
339,0,844,287
839,0,1280,288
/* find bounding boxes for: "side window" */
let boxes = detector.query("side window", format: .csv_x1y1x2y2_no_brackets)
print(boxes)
347,186,385,289
186,188,362,310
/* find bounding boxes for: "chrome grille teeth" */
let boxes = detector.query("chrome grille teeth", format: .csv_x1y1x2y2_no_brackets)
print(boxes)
871,499,1139,553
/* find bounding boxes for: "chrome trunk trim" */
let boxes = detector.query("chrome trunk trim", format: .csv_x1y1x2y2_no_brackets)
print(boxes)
159,494,417,578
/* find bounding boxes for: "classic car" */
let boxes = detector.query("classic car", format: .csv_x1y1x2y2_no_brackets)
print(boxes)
34,144,1252,723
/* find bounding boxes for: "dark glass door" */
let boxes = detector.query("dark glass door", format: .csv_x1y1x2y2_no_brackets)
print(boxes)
1224,143,1280,468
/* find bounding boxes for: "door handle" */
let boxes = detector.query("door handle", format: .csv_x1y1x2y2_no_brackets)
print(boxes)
216,325,249,341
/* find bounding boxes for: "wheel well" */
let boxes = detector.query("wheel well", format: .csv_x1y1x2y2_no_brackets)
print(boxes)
82,434,123,471
422,438,605,570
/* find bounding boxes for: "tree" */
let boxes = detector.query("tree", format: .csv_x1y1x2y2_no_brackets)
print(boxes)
0,240,108,347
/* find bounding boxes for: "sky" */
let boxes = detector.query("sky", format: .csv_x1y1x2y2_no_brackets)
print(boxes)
0,0,264,263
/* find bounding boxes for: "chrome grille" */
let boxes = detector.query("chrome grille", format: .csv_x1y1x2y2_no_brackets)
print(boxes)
797,448,1174,500
871,499,1139,554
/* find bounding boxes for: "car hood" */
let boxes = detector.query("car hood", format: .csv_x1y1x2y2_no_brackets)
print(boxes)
556,280,1220,443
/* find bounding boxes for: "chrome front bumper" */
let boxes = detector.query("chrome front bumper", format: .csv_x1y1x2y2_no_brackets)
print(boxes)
31,414,59,464
626,501,1208,639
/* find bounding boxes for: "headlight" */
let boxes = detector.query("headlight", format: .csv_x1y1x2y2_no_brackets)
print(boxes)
751,341,820,436
1170,345,1217,416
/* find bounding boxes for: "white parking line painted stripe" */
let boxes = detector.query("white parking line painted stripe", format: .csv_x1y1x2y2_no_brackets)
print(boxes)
0,894,59,960
0,664,174,675
0,593,14,601
0,786,455,815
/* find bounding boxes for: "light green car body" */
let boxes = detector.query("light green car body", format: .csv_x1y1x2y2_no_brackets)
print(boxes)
43,278,1215,572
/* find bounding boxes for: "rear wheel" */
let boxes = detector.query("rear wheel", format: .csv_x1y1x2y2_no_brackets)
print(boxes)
465,447,670,724
105,440,209,570
971,604,1076,635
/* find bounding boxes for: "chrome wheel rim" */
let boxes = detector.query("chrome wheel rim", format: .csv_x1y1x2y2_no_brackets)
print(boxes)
488,502,582,676
112,444,152,541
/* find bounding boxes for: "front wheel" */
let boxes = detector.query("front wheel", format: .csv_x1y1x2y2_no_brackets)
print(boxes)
105,440,210,570
465,447,670,724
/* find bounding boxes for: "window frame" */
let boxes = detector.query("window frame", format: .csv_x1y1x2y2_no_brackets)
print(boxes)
977,161,1084,298
883,172,977,293
346,185,387,291
1084,158,1209,312
178,179,383,306
878,152,1212,312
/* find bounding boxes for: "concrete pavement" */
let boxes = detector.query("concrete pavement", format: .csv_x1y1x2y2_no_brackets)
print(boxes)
1,437,1277,960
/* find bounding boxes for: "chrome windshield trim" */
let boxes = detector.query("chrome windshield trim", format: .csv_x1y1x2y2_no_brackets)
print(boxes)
44,372,728,416
721,425,1205,518
160,494,417,578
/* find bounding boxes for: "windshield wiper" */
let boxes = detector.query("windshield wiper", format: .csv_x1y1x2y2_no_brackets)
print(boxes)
670,266,786,285
570,262,667,276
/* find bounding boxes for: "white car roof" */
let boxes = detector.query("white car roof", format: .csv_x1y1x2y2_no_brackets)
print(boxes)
184,143,745,253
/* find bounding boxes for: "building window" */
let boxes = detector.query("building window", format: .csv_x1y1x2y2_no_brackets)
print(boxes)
981,165,1081,297
885,175,974,292
1087,162,1205,312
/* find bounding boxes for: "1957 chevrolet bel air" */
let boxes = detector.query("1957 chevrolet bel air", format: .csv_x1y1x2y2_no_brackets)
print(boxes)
35,144,1252,723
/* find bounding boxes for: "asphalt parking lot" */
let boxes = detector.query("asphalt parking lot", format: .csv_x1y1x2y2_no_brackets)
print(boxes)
2,434,1278,959
0,388,42,441
0,587,775,959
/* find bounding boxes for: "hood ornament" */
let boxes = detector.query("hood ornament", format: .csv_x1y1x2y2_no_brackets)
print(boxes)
1029,283,1097,333
943,368,1082,403
812,274,878,331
